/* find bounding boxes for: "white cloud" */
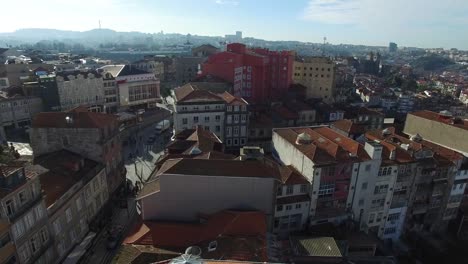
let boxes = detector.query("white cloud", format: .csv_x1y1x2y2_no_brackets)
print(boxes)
215,0,239,6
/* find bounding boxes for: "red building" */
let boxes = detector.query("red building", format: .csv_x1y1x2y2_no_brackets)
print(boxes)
201,43,295,104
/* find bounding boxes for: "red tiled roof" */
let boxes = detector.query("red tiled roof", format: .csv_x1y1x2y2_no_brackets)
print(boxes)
124,210,266,248
332,119,366,134
174,83,224,103
156,158,282,179
274,126,367,165
32,110,117,129
217,91,248,106
280,165,309,185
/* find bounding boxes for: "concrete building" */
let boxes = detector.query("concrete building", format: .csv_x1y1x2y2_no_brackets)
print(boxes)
56,70,105,112
34,150,107,263
22,73,60,111
100,65,161,110
0,64,54,87
0,96,43,140
133,59,165,80
0,164,53,264
404,110,468,156
0,218,16,264
174,57,205,85
136,158,279,228
192,44,220,58
218,91,248,148
102,71,119,113
293,57,336,103
201,43,294,103
30,108,124,195
172,83,226,140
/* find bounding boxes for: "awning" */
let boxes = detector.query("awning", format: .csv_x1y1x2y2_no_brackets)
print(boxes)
63,232,97,264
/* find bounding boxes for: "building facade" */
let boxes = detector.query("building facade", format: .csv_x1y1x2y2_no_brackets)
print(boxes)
218,91,249,148
30,109,124,195
0,164,53,264
56,71,105,112
0,96,43,140
100,65,161,110
35,150,108,263
201,43,294,103
292,57,336,103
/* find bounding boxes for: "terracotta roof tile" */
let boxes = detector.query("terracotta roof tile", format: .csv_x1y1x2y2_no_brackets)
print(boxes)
280,165,309,185
32,110,117,129
174,83,224,103
217,91,248,106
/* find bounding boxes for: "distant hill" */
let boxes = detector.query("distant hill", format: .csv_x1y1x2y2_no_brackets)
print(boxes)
411,54,455,71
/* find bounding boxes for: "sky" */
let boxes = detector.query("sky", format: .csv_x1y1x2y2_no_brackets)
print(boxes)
1,0,468,49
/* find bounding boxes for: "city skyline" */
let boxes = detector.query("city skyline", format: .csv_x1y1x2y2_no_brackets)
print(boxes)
1,0,468,50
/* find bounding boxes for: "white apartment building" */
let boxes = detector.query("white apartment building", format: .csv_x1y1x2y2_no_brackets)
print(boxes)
273,166,311,236
56,71,105,112
100,65,160,110
0,164,53,264
172,83,226,140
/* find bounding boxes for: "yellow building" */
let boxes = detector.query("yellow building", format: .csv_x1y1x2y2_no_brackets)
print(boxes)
293,58,335,103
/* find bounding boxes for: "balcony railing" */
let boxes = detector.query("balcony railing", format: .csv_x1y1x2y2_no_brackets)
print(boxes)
25,237,53,264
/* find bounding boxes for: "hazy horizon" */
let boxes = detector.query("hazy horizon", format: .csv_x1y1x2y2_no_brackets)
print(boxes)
1,0,467,50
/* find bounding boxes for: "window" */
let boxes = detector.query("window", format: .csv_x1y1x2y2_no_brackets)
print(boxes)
227,106,232,112
204,126,210,131
193,116,199,123
65,208,73,223
374,184,389,194
361,182,368,190
19,191,27,204
296,204,301,209
182,118,188,125
277,205,283,211
30,237,38,253
286,205,292,211
234,115,239,123
241,115,246,123
40,228,48,243
233,139,238,145
358,199,364,206
215,115,221,122
376,212,383,222
318,183,335,197
215,126,220,132
205,105,210,110
25,212,34,230
6,200,15,216
240,138,246,145
300,184,308,193
53,219,61,234
286,185,293,195
76,197,82,211
204,116,210,122
369,213,375,223
277,186,283,196
226,139,232,146
387,213,400,222
365,164,371,171
274,218,279,228
226,127,232,137
384,227,396,235
233,127,239,136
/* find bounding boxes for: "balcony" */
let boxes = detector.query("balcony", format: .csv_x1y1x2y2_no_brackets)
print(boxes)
8,194,42,222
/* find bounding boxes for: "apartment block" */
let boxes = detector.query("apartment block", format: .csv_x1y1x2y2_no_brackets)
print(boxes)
293,57,336,103
56,70,105,112
100,65,161,110
218,91,249,148
34,150,108,263
137,158,280,228
102,71,119,113
201,43,294,103
0,164,53,264
30,108,124,195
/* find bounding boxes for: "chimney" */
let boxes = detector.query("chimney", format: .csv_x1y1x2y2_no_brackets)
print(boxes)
364,140,382,160
239,146,264,161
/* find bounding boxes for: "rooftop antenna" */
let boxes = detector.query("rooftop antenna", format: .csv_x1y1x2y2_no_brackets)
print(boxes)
323,36,327,45
99,20,101,30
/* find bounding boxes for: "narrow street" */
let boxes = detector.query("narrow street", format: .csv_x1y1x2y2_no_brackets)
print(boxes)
79,112,172,264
